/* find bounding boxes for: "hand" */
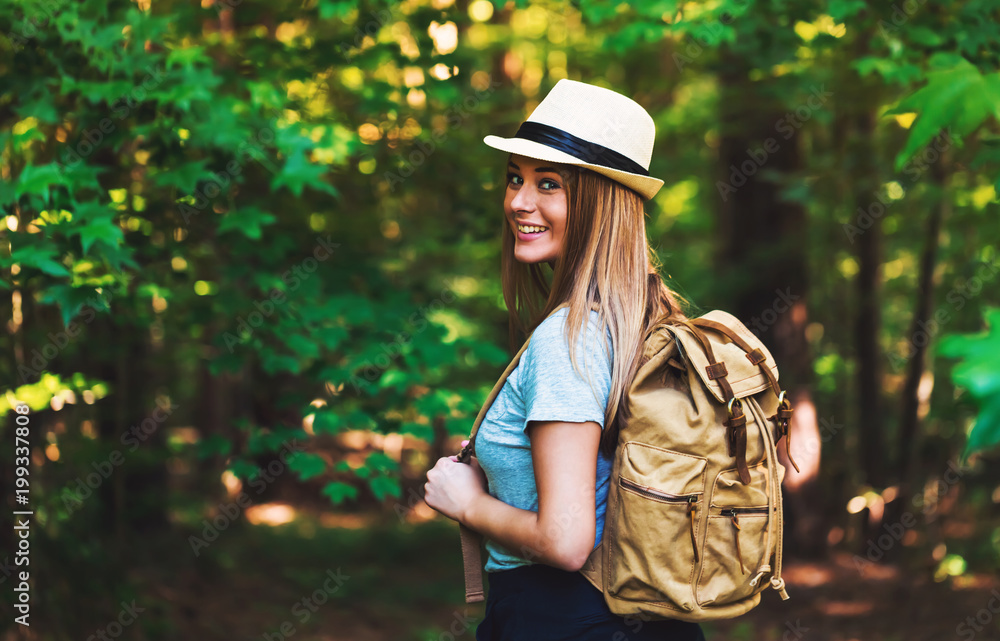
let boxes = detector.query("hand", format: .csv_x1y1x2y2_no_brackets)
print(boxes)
423,441,488,523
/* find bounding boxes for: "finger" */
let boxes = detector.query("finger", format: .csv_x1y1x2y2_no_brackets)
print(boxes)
461,439,469,447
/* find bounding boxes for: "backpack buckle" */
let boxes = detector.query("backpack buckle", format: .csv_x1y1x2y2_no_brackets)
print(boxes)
456,441,474,464
724,398,751,484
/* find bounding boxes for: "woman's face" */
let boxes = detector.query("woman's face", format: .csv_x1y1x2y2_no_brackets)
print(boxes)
504,154,568,265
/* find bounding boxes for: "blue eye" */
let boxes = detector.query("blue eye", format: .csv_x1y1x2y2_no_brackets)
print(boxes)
506,172,560,190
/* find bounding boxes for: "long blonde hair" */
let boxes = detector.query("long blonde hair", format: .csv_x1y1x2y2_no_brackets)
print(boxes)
499,155,694,456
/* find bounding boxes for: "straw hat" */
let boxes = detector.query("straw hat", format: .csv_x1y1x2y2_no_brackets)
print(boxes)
483,79,664,201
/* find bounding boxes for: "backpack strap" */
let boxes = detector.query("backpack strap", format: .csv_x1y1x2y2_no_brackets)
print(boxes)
676,319,753,484
688,318,800,474
455,336,533,603
454,300,601,603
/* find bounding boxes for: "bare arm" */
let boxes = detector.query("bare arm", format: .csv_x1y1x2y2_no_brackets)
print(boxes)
461,419,600,572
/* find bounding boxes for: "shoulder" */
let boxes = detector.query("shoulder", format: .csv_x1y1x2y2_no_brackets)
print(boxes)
533,306,603,337
529,307,611,359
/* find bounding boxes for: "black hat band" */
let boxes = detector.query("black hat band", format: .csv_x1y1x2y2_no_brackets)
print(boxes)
513,121,649,177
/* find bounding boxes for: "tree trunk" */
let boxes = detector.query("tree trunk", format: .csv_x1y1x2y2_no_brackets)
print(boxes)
716,57,824,557
851,107,889,491
884,135,949,550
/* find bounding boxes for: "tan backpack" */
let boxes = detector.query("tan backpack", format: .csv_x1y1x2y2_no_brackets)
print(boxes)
455,301,799,621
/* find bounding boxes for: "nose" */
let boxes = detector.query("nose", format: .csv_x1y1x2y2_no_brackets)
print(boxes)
509,180,537,213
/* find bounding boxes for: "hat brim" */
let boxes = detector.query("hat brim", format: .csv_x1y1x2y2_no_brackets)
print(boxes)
483,135,664,201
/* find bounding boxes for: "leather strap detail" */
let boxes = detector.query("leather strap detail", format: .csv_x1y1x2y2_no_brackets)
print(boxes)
705,361,728,380
459,524,484,602
724,405,750,485
768,398,801,473
745,347,766,366
730,513,745,575
691,318,781,399
688,500,699,563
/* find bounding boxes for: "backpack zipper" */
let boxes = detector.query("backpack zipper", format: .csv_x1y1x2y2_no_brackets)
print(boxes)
718,507,769,575
619,477,701,563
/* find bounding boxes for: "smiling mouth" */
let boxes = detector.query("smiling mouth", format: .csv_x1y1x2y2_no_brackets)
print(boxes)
516,223,549,234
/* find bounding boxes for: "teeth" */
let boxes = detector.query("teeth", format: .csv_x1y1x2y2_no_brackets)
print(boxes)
517,224,548,233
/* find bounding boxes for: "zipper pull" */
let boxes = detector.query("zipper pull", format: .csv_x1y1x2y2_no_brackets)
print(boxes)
725,510,746,575
687,496,699,564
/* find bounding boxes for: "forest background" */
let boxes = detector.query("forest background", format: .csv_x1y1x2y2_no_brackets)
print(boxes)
2,0,1000,639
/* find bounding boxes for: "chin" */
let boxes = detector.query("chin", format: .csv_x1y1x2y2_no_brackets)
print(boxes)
514,248,557,264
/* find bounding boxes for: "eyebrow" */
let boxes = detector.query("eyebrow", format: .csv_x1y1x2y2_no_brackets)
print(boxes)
507,160,561,175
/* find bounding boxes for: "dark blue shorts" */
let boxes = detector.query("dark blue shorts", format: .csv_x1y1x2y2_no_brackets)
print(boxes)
475,563,706,641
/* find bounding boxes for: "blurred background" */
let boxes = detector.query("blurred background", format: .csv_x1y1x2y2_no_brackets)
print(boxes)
1,0,999,639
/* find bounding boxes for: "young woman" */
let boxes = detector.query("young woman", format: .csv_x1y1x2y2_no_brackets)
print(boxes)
423,79,706,641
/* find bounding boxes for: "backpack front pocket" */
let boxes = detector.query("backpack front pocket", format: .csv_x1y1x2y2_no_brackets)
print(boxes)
696,464,773,607
607,442,707,612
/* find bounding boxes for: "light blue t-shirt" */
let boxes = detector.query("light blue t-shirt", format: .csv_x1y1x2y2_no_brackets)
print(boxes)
474,306,615,573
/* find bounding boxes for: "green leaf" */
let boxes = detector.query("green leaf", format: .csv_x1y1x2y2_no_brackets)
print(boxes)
16,163,70,200
196,434,233,459
149,159,211,193
938,307,1000,459
15,91,59,125
287,451,328,481
368,474,401,501
71,218,125,255
827,0,866,20
962,396,1000,459
886,59,1000,171
319,0,356,19
400,421,434,441
217,207,278,240
10,246,71,277
365,450,399,472
271,146,338,198
907,26,945,47
322,481,358,505
37,284,113,327
247,427,308,455
284,333,319,360
311,409,341,435
227,458,262,481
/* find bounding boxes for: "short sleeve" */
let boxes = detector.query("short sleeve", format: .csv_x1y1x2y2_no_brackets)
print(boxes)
520,309,614,433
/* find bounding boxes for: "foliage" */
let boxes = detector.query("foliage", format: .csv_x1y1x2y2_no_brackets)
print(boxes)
939,306,1000,459
2,0,1000,634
